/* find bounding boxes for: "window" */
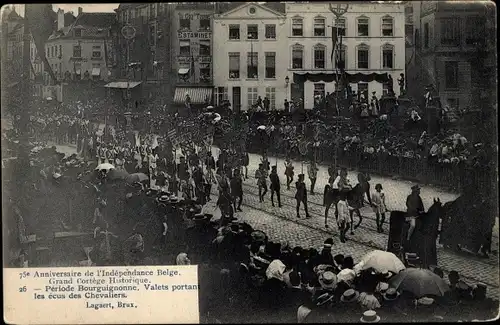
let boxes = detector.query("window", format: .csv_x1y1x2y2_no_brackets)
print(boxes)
465,17,485,45
292,45,304,69
247,52,258,78
229,52,240,79
59,63,62,78
335,18,346,36
314,83,325,97
382,44,394,69
199,40,210,56
73,45,81,58
444,61,459,89
357,82,368,99
54,46,58,57
179,40,190,56
180,17,190,30
229,24,240,40
423,23,429,48
265,87,276,110
357,44,369,69
314,17,326,36
382,82,389,96
247,87,258,108
59,45,62,57
149,24,156,46
335,45,347,69
313,44,326,69
357,17,369,37
74,28,82,37
247,25,258,40
265,52,276,78
92,45,102,58
265,24,276,39
292,18,303,36
440,18,460,46
200,17,210,30
199,63,211,83
382,16,394,36
215,87,228,106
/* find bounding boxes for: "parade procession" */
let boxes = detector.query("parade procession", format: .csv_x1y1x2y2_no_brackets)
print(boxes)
2,2,498,323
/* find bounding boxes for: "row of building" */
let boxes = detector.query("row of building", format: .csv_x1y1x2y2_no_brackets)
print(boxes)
2,1,495,114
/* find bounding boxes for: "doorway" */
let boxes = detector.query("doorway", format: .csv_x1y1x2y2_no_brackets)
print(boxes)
232,86,241,112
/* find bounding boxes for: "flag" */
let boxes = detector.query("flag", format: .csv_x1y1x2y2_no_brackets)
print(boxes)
167,128,177,142
265,125,275,136
25,4,58,83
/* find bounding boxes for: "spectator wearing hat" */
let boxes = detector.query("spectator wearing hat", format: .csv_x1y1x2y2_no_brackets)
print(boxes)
307,160,319,195
269,165,282,208
406,184,424,243
360,310,380,323
358,289,381,310
371,184,387,233
382,288,400,307
297,292,336,323
341,288,360,304
295,174,311,219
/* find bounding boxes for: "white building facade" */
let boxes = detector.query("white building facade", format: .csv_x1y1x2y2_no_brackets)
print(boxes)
213,2,288,111
285,2,406,109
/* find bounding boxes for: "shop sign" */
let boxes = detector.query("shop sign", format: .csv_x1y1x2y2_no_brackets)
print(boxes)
177,56,212,63
177,31,211,39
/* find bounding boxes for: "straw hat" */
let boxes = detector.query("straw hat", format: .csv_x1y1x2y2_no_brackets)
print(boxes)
417,297,435,306
383,288,400,301
340,289,360,303
318,271,337,289
360,310,380,323
376,282,389,294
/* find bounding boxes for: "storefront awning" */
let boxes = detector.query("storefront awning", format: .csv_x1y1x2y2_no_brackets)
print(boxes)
293,72,390,84
104,81,142,89
178,68,190,75
91,68,101,77
174,87,213,105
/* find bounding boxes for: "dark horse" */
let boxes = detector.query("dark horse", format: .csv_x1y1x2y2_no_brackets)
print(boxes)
323,184,366,234
387,198,443,268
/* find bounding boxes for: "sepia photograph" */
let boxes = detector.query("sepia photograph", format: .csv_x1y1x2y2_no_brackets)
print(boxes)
1,1,498,323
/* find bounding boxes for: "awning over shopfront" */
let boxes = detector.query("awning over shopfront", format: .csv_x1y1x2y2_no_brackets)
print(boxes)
178,68,190,75
293,72,390,84
104,81,142,89
174,87,213,105
91,68,101,77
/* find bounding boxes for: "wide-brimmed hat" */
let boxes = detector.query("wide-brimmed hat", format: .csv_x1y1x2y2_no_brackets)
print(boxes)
383,288,400,301
318,271,337,289
341,289,360,302
193,214,212,223
375,183,383,190
417,297,435,306
158,195,170,202
360,310,380,323
411,184,421,191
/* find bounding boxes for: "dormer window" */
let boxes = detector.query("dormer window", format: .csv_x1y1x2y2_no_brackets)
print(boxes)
74,28,82,37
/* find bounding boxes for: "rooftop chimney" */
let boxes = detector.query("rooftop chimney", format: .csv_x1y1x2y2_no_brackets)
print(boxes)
78,7,83,16
57,9,64,31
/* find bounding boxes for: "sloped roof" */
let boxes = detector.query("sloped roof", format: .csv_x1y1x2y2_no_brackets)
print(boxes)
72,12,116,30
7,8,22,20
262,2,286,14
219,2,286,16
64,12,76,26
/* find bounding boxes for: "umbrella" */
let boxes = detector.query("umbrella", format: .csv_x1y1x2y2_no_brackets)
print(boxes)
358,250,406,274
389,268,449,298
95,163,115,171
126,173,149,183
108,168,129,180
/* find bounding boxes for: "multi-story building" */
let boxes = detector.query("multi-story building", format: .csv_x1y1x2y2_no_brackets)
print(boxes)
285,1,405,109
171,2,221,107
213,2,287,111
407,1,496,116
45,8,113,84
114,3,174,109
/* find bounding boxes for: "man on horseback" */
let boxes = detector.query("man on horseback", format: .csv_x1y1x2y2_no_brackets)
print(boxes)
406,184,425,243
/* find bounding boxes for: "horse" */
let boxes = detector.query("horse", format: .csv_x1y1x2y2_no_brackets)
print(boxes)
323,183,366,234
387,198,444,268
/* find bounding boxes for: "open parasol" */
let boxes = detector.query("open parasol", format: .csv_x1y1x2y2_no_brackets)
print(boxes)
126,172,149,183
389,267,450,298
95,163,115,171
356,250,406,274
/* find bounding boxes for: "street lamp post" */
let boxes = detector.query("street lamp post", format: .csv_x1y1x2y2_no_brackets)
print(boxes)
329,3,349,169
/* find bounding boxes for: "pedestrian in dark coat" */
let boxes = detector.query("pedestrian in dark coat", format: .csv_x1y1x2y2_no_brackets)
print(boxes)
269,165,282,207
295,174,311,219
230,168,243,212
